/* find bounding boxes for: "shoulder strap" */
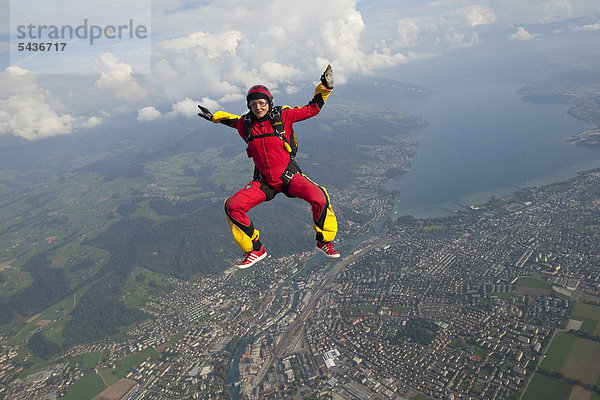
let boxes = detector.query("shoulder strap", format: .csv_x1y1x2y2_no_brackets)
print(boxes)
270,106,284,135
243,113,253,143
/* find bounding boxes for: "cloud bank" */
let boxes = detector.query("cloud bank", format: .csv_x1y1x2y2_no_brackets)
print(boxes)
0,67,103,140
2,0,599,139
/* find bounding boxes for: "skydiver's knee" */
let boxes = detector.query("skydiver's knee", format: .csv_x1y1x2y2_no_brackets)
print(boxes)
225,196,238,215
309,190,327,208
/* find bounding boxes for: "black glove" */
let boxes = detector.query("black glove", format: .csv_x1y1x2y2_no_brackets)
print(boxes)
320,64,333,89
197,105,213,121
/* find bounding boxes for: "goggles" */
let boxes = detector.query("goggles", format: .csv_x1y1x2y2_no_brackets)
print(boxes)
249,99,268,107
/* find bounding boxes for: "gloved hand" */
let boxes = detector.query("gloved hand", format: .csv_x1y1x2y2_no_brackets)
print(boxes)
321,64,333,89
197,105,213,121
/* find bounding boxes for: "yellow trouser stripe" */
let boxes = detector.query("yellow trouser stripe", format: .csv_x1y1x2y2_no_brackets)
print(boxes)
302,176,337,242
226,214,259,253
314,206,337,242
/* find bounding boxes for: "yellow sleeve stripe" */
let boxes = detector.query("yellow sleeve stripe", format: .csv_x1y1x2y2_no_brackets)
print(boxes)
212,111,241,124
314,83,333,103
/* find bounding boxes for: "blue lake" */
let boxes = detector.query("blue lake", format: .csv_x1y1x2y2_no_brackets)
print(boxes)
388,83,600,218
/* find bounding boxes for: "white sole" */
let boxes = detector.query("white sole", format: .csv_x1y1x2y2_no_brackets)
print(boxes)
237,251,267,269
316,246,340,259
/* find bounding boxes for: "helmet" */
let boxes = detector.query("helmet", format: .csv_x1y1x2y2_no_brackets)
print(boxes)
246,85,273,109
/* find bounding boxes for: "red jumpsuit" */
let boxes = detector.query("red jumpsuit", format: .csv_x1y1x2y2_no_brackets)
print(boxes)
211,83,337,252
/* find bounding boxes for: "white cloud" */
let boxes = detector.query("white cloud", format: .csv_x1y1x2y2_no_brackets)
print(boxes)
395,18,421,48
452,5,497,27
0,67,76,140
94,53,147,101
392,4,497,51
145,0,417,107
0,67,108,140
138,97,219,122
199,97,222,111
488,0,600,25
166,98,201,118
156,31,242,58
82,116,103,128
508,27,536,41
137,106,162,122
219,93,244,104
259,62,302,82
284,85,301,95
573,22,600,31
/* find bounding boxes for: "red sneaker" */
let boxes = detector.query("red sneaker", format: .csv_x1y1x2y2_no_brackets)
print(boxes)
316,241,340,258
237,246,267,269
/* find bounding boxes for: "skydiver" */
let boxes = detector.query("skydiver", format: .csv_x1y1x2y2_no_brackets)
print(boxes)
198,65,340,268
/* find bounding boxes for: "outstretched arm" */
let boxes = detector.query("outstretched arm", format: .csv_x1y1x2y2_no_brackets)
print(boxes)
282,65,334,124
312,63,334,107
198,105,241,128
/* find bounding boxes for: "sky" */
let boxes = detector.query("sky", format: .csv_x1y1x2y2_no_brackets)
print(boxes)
0,0,599,140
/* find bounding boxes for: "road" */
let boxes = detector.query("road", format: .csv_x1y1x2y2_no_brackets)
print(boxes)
250,236,398,392
518,328,560,400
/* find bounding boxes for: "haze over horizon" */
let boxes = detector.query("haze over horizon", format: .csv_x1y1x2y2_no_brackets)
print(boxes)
1,0,599,140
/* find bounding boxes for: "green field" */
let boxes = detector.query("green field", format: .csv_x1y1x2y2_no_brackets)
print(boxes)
515,276,552,296
541,332,576,372
348,306,378,315
522,373,573,400
0,266,33,298
518,277,552,290
69,351,105,370
0,173,145,268
168,329,190,345
571,302,600,335
490,292,512,301
99,368,120,386
61,371,106,400
413,394,432,400
113,347,159,379
561,336,600,385
541,331,600,386
423,224,445,232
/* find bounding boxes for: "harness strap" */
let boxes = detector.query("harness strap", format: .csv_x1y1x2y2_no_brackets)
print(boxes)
253,159,302,199
248,132,282,140
252,168,276,201
243,113,252,142
280,159,301,197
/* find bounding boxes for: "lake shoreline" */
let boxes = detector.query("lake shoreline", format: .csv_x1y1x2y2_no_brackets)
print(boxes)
387,82,600,219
